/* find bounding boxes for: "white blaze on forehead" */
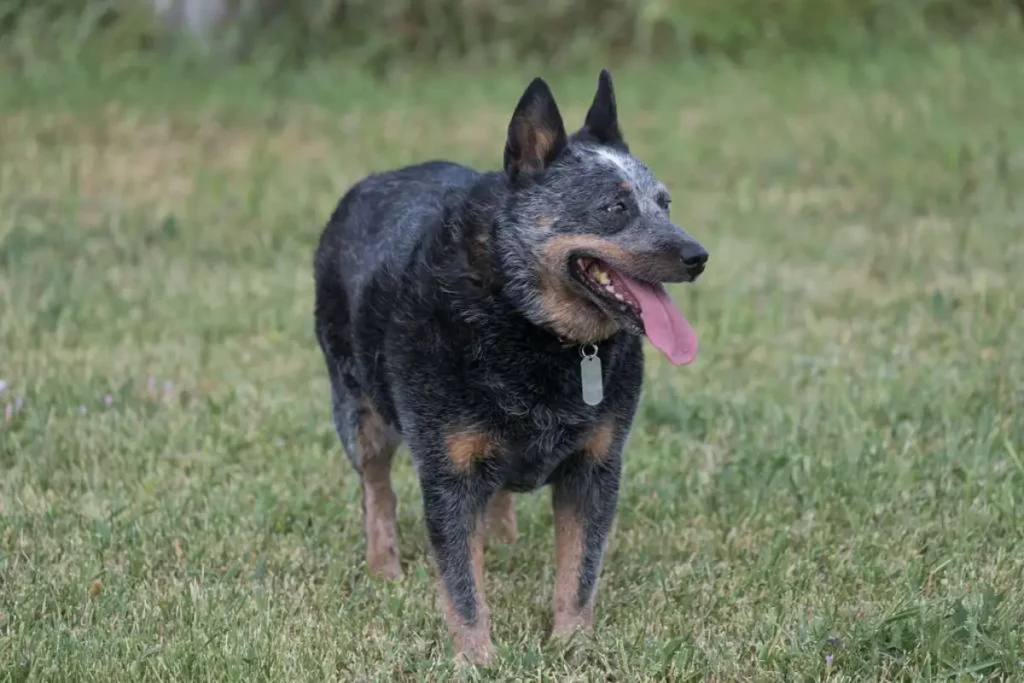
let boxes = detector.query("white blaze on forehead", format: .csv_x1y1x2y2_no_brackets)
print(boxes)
591,146,661,195
593,147,630,179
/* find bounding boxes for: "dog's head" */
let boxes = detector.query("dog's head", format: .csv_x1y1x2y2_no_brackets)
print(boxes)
494,70,708,365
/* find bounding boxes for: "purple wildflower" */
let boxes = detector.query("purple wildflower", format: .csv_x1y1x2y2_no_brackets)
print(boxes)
3,403,11,422
163,380,174,398
0,379,6,394
147,374,157,394
825,654,834,667
15,397,24,411
78,405,88,415
104,394,114,407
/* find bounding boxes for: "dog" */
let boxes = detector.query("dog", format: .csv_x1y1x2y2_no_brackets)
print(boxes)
313,69,708,665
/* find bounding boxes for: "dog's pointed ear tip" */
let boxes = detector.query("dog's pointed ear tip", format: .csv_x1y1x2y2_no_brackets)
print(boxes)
525,76,552,94
598,69,614,86
512,77,560,116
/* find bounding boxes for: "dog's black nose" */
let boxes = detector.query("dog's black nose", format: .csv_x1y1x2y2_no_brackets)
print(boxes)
681,242,708,269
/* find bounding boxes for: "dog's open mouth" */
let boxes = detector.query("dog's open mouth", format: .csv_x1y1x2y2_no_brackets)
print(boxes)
570,256,698,366
572,256,643,320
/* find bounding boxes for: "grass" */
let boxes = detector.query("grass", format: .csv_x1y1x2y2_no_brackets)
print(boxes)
1,43,1023,681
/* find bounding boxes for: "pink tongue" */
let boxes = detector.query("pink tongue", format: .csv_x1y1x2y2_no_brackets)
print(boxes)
614,274,698,365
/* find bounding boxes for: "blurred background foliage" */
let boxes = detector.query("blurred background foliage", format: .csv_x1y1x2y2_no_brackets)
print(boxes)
1,0,1022,73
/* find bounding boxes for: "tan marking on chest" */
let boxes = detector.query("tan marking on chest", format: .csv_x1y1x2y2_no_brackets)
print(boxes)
582,416,616,462
445,429,499,473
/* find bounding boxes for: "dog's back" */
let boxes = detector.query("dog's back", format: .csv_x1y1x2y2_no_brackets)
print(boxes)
314,160,479,319
312,159,480,416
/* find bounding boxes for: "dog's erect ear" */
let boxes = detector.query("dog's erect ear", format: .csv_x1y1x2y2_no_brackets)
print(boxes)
577,69,627,150
504,77,568,180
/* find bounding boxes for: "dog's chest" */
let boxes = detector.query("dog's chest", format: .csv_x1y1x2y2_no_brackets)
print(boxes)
483,342,605,409
499,404,594,490
491,363,624,485
483,338,636,433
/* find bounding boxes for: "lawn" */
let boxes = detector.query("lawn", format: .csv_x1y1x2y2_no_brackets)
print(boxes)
1,44,1023,681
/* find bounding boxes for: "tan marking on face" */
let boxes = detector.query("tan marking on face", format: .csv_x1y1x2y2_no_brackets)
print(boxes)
485,491,518,543
535,235,638,343
445,429,497,473
436,518,495,665
618,180,633,191
552,499,595,637
537,215,555,230
357,400,401,579
536,268,618,343
583,416,616,462
543,234,635,265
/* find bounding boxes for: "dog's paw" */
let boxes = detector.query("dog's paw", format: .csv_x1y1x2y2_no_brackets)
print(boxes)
368,553,402,580
453,643,496,669
550,616,595,641
452,629,496,669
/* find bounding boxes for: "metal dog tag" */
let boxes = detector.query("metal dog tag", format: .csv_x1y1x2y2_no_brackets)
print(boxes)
580,344,603,406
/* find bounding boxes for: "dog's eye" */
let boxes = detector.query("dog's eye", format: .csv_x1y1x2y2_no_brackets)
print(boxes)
605,201,627,214
657,196,672,211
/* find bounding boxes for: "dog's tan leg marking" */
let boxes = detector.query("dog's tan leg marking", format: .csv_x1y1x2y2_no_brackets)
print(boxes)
436,517,495,666
357,400,401,579
551,419,617,636
486,490,518,544
552,499,594,638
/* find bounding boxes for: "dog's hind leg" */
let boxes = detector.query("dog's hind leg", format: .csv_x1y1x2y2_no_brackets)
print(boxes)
326,361,403,579
352,396,403,579
485,491,517,544
315,275,403,580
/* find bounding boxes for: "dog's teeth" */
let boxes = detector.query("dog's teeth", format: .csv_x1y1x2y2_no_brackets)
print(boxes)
592,269,611,285
614,293,624,301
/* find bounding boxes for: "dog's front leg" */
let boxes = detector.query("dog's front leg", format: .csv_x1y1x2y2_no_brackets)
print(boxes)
418,461,496,666
549,429,624,640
